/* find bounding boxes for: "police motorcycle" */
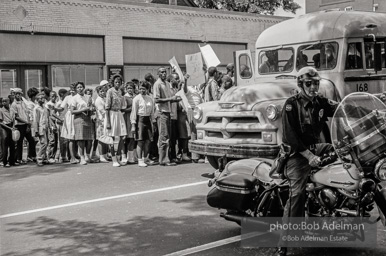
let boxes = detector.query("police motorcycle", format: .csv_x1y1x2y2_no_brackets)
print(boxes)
206,92,386,226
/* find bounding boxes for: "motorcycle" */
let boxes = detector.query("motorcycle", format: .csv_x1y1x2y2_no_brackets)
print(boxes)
206,92,386,226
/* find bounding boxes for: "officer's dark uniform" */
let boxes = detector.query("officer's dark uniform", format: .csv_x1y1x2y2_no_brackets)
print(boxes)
281,93,338,217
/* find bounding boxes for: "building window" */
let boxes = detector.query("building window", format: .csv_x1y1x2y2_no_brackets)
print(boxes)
373,4,379,12
345,6,353,11
124,66,173,83
0,69,17,98
52,65,103,92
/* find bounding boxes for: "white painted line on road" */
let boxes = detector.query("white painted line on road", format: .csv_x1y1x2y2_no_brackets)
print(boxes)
163,232,263,256
0,181,208,219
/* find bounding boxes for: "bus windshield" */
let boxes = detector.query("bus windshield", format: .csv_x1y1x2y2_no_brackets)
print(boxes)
258,47,294,74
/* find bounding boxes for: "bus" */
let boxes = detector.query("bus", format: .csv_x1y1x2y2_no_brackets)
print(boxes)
189,10,386,169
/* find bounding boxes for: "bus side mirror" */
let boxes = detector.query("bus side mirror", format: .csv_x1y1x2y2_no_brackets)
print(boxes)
374,43,382,72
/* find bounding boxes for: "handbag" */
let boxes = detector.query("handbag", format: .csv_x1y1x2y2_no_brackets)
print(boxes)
98,135,114,145
269,143,291,179
12,129,20,142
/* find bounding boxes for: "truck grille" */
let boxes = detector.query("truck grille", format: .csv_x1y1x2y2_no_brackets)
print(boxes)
196,111,278,145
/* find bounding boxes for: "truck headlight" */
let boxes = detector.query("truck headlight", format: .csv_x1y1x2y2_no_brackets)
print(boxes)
375,160,386,181
266,104,279,121
193,106,203,121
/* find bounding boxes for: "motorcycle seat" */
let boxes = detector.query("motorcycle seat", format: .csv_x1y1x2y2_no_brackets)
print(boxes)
216,173,257,190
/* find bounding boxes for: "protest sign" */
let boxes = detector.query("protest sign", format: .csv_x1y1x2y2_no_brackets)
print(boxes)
199,44,221,68
168,56,184,81
176,90,192,124
185,52,206,86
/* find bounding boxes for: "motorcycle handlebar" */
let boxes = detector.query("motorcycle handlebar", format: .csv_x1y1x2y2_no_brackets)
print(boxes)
318,152,338,167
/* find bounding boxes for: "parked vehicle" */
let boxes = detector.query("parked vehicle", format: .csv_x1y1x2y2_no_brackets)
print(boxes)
206,93,386,226
190,10,386,169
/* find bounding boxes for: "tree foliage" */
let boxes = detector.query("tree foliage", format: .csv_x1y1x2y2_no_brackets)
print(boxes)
194,0,301,15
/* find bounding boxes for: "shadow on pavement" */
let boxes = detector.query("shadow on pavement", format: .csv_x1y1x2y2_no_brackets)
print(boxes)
0,163,83,183
2,195,386,256
3,214,238,256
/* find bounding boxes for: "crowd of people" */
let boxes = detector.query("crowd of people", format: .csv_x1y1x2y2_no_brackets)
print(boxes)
0,64,235,168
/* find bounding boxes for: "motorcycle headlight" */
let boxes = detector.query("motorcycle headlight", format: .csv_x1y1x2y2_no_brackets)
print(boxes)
193,106,203,121
375,159,386,181
266,104,279,121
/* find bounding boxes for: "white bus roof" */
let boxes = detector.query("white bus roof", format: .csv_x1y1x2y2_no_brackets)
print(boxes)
256,10,386,49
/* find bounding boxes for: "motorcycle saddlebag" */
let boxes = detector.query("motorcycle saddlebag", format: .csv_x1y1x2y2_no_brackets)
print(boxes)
207,173,257,211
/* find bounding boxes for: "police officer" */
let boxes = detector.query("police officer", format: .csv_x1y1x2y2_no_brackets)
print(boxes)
276,67,337,256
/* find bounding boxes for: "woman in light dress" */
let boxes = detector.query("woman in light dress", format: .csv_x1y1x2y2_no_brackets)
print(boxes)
104,74,127,167
94,83,109,162
59,84,78,164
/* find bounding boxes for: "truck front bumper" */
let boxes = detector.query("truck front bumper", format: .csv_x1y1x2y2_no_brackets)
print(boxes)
189,140,279,159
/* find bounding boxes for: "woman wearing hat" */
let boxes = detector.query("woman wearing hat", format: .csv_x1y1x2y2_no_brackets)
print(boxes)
70,81,95,165
104,74,127,167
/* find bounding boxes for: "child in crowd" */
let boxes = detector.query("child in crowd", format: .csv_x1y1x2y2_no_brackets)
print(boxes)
131,81,154,167
95,83,109,162
11,88,36,164
89,87,100,163
56,89,69,162
46,91,59,163
33,93,51,166
122,82,137,164
0,97,16,167
131,79,140,95
85,88,93,96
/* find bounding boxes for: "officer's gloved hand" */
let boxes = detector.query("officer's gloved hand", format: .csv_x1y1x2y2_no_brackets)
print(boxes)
309,155,321,167
300,150,321,168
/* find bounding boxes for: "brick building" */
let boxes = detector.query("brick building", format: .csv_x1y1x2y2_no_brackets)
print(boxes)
306,0,386,13
0,0,286,96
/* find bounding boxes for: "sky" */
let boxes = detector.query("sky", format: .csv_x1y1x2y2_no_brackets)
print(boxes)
275,0,306,17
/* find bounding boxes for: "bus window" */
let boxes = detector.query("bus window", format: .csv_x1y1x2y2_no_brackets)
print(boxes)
258,48,294,74
364,39,385,69
346,42,363,69
297,42,339,71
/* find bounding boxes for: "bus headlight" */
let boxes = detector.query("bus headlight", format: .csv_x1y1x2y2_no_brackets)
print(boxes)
266,104,279,121
193,106,203,121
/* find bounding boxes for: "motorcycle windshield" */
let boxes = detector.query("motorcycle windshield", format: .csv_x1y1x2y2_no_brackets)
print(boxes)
331,92,386,166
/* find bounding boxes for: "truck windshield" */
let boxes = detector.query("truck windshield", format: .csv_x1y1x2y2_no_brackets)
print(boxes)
258,47,294,74
297,42,339,71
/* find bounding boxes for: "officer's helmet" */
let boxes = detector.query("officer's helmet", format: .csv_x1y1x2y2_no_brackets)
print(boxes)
297,66,321,87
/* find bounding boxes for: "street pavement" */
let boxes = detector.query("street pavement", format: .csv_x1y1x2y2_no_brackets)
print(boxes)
1,161,385,256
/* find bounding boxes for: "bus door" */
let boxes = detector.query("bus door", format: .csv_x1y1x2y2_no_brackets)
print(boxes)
235,50,254,86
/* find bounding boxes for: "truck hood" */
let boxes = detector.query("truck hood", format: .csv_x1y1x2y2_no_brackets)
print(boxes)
219,80,297,111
